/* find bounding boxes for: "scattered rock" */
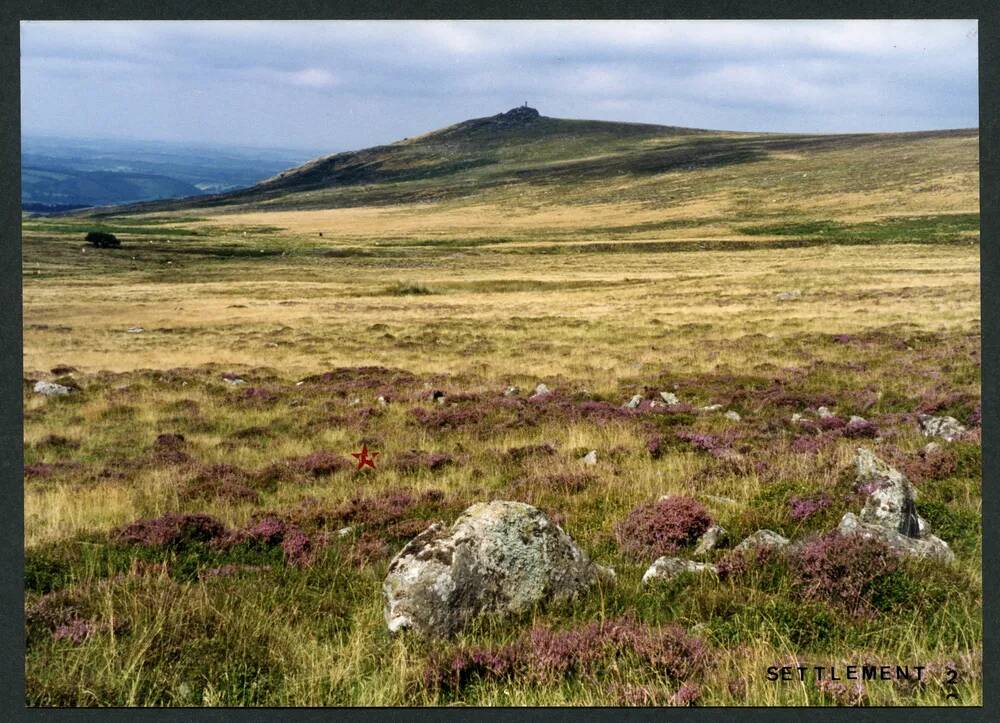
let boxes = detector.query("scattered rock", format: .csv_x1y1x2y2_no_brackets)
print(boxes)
776,289,802,301
126,326,144,334
849,415,867,425
923,442,941,455
724,410,741,422
383,500,613,637
581,450,598,466
701,404,722,412
918,413,966,442
33,380,72,397
642,557,717,585
503,385,520,397
625,394,643,409
734,530,789,552
337,526,353,537
816,406,833,419
854,448,927,537
530,383,551,399
693,525,728,556
349,398,361,406
660,391,680,405
377,396,388,406
223,377,246,386
837,512,954,563
790,413,804,424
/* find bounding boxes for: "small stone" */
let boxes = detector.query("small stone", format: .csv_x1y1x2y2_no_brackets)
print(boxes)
776,289,802,301
734,529,790,552
530,383,552,399
223,377,246,386
377,396,388,406
126,326,144,334
917,413,966,442
849,415,867,425
581,450,598,466
660,391,680,405
503,386,520,397
625,394,643,409
642,557,717,585
701,404,723,412
349,398,361,406
337,526,353,537
33,380,72,397
724,410,741,422
693,525,728,556
790,413,804,424
816,406,833,418
923,442,941,455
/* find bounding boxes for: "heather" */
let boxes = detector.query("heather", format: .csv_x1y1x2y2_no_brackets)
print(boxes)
22,211,982,705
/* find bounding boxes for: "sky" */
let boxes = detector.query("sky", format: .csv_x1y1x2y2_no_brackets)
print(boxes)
21,20,979,153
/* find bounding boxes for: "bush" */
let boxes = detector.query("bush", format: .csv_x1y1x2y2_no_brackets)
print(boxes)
85,231,120,248
616,496,712,559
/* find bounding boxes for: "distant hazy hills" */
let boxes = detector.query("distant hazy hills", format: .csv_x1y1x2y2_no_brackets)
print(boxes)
22,136,323,211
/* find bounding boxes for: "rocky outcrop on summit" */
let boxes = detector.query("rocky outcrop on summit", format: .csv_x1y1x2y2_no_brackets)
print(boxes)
383,500,613,638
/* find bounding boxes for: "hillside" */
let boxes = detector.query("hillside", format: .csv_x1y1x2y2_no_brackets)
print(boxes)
82,107,979,239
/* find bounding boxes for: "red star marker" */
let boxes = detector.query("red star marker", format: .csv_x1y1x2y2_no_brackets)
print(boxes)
352,444,379,470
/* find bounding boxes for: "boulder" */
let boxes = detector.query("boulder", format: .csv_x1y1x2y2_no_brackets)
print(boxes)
383,500,613,637
642,556,716,585
837,512,954,563
918,414,966,442
660,391,680,405
693,524,728,556
734,529,789,552
854,448,927,537
530,383,551,399
33,380,72,397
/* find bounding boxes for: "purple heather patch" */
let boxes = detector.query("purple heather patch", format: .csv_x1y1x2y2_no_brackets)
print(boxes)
113,513,229,549
788,493,832,521
616,496,713,559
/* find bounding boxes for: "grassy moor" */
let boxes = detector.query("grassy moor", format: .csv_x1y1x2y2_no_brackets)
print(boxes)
23,108,981,706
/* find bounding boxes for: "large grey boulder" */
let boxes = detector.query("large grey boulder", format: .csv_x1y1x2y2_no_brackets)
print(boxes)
854,448,928,537
383,501,613,638
33,380,71,397
840,448,952,561
918,414,967,442
837,512,954,563
642,557,716,585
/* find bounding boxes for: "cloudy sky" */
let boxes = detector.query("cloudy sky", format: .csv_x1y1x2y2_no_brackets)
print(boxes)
21,20,979,153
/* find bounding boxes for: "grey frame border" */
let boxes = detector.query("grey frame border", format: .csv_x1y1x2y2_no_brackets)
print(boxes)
1,2,996,721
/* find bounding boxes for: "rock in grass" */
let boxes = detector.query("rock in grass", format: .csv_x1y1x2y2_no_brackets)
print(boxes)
854,448,928,537
734,529,789,552
642,556,717,585
693,525,728,556
126,326,145,334
837,512,954,563
581,450,598,465
660,391,680,405
383,500,613,638
917,413,966,442
816,406,834,419
775,289,802,301
530,383,551,399
701,403,722,412
223,377,246,386
503,385,520,397
625,394,643,409
33,380,72,397
724,410,741,422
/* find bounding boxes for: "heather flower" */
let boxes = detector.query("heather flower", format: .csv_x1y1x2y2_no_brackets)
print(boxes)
668,682,702,706
790,531,900,616
616,496,713,559
114,513,228,549
843,417,878,438
727,677,748,699
788,493,831,522
52,619,95,644
281,528,312,566
675,430,732,457
646,433,665,459
817,679,866,706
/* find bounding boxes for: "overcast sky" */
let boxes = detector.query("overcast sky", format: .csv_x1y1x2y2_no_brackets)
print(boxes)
21,20,979,153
